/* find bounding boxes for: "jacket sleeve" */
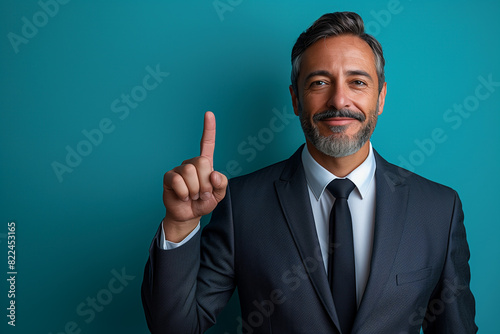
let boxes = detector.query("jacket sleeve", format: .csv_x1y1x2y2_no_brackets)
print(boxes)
424,192,478,333
141,185,236,334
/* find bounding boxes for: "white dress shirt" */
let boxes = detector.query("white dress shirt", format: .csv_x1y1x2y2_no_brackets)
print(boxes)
161,144,377,305
301,143,376,306
160,223,200,249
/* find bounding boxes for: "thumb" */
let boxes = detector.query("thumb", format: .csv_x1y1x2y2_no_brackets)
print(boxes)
210,171,228,202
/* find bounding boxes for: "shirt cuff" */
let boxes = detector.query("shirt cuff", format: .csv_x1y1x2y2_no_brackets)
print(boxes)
160,221,201,250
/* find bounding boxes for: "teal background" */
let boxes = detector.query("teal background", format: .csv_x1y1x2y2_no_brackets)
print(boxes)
1,0,499,333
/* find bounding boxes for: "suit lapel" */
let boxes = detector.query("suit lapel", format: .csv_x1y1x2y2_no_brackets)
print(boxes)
353,151,409,330
274,147,410,332
274,146,341,332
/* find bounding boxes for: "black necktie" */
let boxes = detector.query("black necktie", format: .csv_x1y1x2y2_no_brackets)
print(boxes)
326,178,356,334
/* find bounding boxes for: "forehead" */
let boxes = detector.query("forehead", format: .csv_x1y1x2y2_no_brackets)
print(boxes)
299,34,377,78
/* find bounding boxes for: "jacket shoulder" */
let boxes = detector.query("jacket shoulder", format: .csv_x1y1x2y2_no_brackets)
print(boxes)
374,150,458,198
228,158,289,189
228,145,303,189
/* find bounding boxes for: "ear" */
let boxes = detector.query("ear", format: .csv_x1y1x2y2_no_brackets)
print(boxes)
289,85,300,116
377,82,387,115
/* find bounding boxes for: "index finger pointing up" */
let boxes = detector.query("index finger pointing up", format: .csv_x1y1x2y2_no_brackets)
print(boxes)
200,111,216,167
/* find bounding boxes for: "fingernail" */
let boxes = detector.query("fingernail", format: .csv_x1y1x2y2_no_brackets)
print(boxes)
182,196,189,202
192,193,200,200
201,192,211,201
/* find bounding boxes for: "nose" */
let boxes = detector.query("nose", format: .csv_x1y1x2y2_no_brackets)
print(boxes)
327,83,351,110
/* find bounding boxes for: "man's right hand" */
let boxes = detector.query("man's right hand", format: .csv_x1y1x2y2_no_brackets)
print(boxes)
162,111,228,243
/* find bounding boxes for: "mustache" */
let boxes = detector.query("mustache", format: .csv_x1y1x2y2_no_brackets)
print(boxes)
313,109,366,123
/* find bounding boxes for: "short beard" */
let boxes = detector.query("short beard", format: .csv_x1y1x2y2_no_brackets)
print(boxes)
299,104,378,158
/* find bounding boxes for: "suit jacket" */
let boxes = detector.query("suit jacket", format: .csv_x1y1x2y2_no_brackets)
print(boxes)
141,146,477,333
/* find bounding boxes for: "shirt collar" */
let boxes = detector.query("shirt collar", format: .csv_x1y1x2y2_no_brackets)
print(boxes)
301,143,376,200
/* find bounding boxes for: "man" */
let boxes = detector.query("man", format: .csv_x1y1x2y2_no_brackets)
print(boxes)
142,12,477,333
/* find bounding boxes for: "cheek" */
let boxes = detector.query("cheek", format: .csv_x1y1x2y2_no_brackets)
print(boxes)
357,97,379,115
302,93,327,113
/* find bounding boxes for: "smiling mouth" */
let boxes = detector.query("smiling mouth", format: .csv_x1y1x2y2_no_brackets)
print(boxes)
313,109,365,124
321,117,358,127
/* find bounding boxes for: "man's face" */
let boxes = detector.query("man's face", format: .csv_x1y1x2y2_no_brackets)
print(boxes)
290,34,387,158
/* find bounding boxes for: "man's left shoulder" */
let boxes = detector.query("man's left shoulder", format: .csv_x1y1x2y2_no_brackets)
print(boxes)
374,150,459,199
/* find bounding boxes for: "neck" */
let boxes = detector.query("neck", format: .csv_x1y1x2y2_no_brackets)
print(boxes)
306,140,370,178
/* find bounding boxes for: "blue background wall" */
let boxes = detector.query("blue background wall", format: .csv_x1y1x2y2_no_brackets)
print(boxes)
1,0,499,333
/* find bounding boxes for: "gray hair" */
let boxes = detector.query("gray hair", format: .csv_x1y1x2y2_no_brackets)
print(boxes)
291,12,385,95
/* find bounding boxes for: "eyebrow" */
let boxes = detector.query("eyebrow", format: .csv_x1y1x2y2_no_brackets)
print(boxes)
303,70,331,83
346,70,374,82
303,69,374,84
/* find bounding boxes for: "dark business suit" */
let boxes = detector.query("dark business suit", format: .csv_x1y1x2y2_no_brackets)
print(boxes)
142,145,477,333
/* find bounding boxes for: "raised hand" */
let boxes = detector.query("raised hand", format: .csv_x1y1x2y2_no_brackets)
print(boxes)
162,112,228,242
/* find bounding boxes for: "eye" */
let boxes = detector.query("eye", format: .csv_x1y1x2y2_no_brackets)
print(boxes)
310,80,327,87
352,80,366,86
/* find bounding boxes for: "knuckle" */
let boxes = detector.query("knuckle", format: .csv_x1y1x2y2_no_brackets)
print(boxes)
164,170,175,183
170,174,185,190
197,156,211,170
170,173,181,185
180,163,197,175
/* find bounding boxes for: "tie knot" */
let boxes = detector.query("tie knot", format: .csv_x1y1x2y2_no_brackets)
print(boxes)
326,178,355,199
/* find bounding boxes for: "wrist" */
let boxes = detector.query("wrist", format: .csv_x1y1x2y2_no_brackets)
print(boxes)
162,217,199,243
